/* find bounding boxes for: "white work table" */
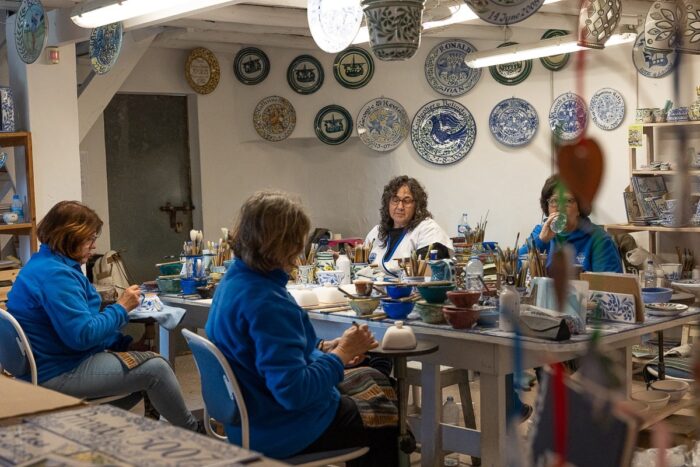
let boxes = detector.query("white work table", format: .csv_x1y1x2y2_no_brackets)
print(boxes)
160,295,700,467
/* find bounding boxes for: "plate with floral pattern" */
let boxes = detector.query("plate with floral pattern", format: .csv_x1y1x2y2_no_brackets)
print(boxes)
314,105,353,145
89,22,123,75
489,98,538,147
589,88,625,130
334,48,374,89
549,92,587,141
308,0,363,53
234,47,270,85
411,99,476,165
424,39,481,97
464,0,545,25
287,55,324,94
356,98,409,152
489,42,532,86
253,96,296,142
14,0,47,64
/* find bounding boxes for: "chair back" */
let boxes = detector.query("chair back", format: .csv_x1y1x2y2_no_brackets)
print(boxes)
0,308,37,384
181,329,249,448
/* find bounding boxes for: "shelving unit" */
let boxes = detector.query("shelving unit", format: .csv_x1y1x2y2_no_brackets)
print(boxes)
605,121,700,254
0,132,37,253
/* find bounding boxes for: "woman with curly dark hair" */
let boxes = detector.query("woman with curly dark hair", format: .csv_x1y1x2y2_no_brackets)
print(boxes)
365,176,453,277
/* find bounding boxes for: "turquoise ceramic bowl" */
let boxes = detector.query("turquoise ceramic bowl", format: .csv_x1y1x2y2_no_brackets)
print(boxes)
157,262,182,276
417,284,455,304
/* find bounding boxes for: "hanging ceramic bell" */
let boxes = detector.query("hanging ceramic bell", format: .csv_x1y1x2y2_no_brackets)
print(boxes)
644,1,681,52
361,0,426,61
678,0,700,54
577,0,622,49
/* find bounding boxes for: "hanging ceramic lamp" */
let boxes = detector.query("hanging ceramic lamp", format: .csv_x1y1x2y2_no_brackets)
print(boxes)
679,0,700,54
361,0,426,61
644,1,681,52
577,0,622,49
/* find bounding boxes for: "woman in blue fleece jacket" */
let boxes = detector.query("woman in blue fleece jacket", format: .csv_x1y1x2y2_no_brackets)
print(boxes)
7,201,198,430
206,191,397,466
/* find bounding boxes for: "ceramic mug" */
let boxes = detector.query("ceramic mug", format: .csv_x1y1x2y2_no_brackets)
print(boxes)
660,263,682,281
2,212,18,224
429,259,453,282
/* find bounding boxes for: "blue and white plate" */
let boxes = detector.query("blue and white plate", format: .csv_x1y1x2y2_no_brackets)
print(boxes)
89,22,123,75
549,92,587,141
489,98,538,147
14,0,47,64
308,0,363,53
314,105,353,145
356,98,410,152
632,32,677,79
411,99,476,165
589,88,625,131
424,39,481,97
463,0,544,25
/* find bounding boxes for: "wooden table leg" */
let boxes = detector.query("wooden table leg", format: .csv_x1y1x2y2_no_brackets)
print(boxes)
420,362,441,467
479,373,507,467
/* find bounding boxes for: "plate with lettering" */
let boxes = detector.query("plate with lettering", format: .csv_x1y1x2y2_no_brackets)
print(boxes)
489,42,532,86
315,105,353,145
253,96,296,142
632,31,677,79
589,88,625,130
234,47,270,85
411,99,476,165
424,39,481,97
334,47,374,89
356,98,410,152
287,54,324,94
463,0,545,25
549,92,587,141
489,97,538,147
185,47,220,95
308,0,363,53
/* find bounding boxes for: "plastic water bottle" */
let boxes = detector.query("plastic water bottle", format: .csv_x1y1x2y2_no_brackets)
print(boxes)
465,255,484,279
336,247,352,285
11,194,23,221
457,212,471,238
442,396,460,466
644,259,656,288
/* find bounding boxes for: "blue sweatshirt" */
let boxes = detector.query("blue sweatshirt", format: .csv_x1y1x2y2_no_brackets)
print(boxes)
205,260,344,459
519,219,623,273
6,245,130,383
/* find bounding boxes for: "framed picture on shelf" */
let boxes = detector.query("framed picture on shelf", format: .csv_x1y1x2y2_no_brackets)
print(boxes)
623,191,643,223
631,175,667,195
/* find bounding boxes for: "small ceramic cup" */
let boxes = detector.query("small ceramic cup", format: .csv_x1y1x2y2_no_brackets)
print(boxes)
652,109,667,123
353,279,373,297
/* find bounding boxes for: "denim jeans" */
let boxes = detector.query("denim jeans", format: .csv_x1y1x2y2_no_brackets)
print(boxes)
43,351,197,431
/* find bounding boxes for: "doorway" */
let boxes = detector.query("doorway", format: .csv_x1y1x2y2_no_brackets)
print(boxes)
104,94,195,284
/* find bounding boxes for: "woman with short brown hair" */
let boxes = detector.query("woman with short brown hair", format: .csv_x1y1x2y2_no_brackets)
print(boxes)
7,201,199,431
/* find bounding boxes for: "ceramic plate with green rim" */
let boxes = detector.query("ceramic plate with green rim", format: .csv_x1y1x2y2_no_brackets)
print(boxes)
540,29,570,71
287,54,324,94
489,42,532,86
314,105,353,145
333,48,374,89
234,47,270,85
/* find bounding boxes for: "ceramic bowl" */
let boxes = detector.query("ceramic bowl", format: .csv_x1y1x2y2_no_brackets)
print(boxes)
617,400,650,416
386,285,413,299
414,300,447,324
353,280,374,297
404,276,427,283
381,299,415,319
650,380,690,401
447,290,481,308
442,306,479,329
671,279,700,304
631,390,670,409
314,286,348,305
416,284,455,304
641,287,673,304
316,270,345,286
288,288,319,307
477,309,499,326
196,285,215,299
636,108,654,123
349,298,380,316
157,261,182,276
156,277,181,294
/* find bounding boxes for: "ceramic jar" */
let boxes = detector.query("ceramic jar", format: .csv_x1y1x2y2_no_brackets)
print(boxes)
690,86,700,121
361,0,426,61
635,108,654,123
0,87,15,133
652,108,667,122
644,1,681,52
577,0,621,49
678,0,700,54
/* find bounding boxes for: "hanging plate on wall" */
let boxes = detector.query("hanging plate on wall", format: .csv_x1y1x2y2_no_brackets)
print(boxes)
314,105,353,145
540,29,571,71
489,42,532,86
253,96,296,142
463,0,544,25
234,47,270,85
424,39,481,97
89,22,123,75
14,0,48,64
589,88,625,131
287,55,324,95
549,92,587,141
411,99,476,165
185,48,220,95
308,0,363,53
333,48,374,89
632,32,677,79
489,97,538,147
356,97,410,152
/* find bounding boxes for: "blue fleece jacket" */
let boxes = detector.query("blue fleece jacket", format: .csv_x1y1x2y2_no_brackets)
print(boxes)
6,245,130,383
519,219,623,273
205,260,344,459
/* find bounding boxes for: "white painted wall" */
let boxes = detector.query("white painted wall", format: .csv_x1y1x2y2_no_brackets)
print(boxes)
80,39,700,261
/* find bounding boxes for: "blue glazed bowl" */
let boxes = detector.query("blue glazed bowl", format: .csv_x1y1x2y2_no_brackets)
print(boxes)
417,284,455,304
641,287,673,304
381,299,415,319
477,309,499,327
386,285,413,299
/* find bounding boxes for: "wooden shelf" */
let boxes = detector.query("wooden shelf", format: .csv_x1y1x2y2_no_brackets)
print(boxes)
632,170,700,175
639,395,698,431
638,120,700,128
605,223,700,233
0,131,31,148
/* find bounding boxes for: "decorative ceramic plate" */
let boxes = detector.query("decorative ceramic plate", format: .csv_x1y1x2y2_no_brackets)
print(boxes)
253,96,296,142
424,39,481,97
314,105,353,145
185,48,220,95
308,0,363,53
233,47,270,85
14,0,47,64
356,98,410,152
646,302,688,317
589,88,625,131
632,32,677,79
549,92,587,141
489,98,538,147
489,42,532,86
89,22,123,75
411,99,476,165
287,55,324,94
333,48,374,89
540,29,570,71
464,0,545,25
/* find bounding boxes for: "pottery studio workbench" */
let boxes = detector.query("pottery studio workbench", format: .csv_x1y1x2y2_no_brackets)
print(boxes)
159,295,700,467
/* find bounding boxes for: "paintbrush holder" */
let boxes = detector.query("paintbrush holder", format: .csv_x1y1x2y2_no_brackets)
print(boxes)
183,255,206,279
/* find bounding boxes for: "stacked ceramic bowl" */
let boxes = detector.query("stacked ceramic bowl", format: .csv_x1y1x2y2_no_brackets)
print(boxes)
412,283,454,324
442,290,481,329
